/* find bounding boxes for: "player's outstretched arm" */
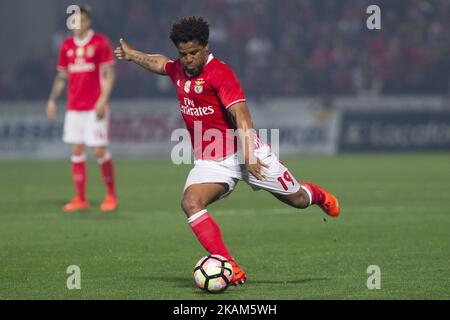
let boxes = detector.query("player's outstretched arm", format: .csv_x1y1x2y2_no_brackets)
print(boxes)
46,70,67,122
115,38,169,75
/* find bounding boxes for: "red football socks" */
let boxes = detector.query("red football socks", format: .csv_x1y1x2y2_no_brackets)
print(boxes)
99,158,116,197
188,210,234,262
300,182,324,206
71,153,87,201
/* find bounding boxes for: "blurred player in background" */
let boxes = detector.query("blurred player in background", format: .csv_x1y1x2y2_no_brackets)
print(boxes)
46,5,118,212
115,17,340,284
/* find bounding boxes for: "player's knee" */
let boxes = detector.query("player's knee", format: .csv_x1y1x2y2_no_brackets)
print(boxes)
181,196,204,216
285,190,309,209
72,144,85,154
93,147,107,159
293,190,310,209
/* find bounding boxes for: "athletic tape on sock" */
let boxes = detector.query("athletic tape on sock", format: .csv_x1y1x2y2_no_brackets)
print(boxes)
71,153,87,163
187,209,208,225
97,151,112,164
300,185,312,206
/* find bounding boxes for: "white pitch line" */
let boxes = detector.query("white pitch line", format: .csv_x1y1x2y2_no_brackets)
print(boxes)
151,204,430,218
217,208,305,216
149,208,304,217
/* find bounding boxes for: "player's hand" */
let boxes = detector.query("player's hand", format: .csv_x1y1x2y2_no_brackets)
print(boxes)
46,100,57,122
115,38,132,61
95,97,107,120
245,156,269,181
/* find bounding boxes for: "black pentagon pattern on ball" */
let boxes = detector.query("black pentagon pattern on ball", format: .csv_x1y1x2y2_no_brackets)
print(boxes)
220,259,232,285
195,255,232,293
194,265,209,279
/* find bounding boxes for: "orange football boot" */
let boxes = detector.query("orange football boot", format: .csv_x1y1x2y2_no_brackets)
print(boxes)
229,260,247,285
314,184,340,217
63,197,90,212
100,194,118,212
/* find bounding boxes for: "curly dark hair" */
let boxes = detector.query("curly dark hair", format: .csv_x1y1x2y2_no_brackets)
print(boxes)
169,16,209,47
79,4,92,19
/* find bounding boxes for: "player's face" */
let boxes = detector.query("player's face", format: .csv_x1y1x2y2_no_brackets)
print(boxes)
73,12,91,38
177,41,209,77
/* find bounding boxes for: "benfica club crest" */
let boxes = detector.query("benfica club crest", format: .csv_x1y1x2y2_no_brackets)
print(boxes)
194,79,205,94
86,45,95,58
194,84,203,94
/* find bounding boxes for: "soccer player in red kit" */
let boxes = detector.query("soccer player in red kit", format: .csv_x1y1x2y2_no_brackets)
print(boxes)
115,17,340,285
46,6,118,212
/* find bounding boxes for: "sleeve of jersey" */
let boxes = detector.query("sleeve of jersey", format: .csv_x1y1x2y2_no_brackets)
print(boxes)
214,66,246,110
164,60,176,81
99,38,115,66
57,43,68,71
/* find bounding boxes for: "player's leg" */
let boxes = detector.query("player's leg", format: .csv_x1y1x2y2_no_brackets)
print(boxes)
271,187,309,209
86,109,118,211
183,183,231,264
93,146,118,211
183,183,247,285
62,111,89,211
63,143,90,211
273,182,340,217
183,162,247,285
246,147,340,217
181,183,227,217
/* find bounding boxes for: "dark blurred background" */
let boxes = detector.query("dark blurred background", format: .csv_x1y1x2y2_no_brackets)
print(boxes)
1,0,449,101
0,0,449,160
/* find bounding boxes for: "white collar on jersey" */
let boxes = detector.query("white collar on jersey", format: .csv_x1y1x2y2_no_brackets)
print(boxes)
74,29,94,47
205,53,214,65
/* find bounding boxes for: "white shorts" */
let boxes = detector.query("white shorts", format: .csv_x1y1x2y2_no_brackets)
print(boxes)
63,110,109,147
184,146,301,198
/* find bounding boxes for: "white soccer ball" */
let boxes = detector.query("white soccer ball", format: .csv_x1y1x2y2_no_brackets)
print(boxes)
193,254,234,293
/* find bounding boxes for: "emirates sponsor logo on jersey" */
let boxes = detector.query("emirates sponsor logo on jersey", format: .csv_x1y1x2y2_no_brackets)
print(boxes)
180,105,214,117
68,62,96,73
180,98,214,116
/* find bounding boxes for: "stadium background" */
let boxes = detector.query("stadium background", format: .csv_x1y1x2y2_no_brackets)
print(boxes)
0,0,449,300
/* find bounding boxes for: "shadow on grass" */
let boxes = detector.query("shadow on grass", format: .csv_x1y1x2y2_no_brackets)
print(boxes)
60,210,131,220
133,275,330,289
43,202,131,220
131,275,240,297
132,276,194,288
251,278,330,285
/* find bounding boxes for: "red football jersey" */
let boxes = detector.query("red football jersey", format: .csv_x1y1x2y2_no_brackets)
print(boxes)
165,54,249,160
57,30,115,111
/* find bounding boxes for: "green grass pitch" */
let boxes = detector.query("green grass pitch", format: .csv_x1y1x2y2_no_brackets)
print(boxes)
0,153,449,299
